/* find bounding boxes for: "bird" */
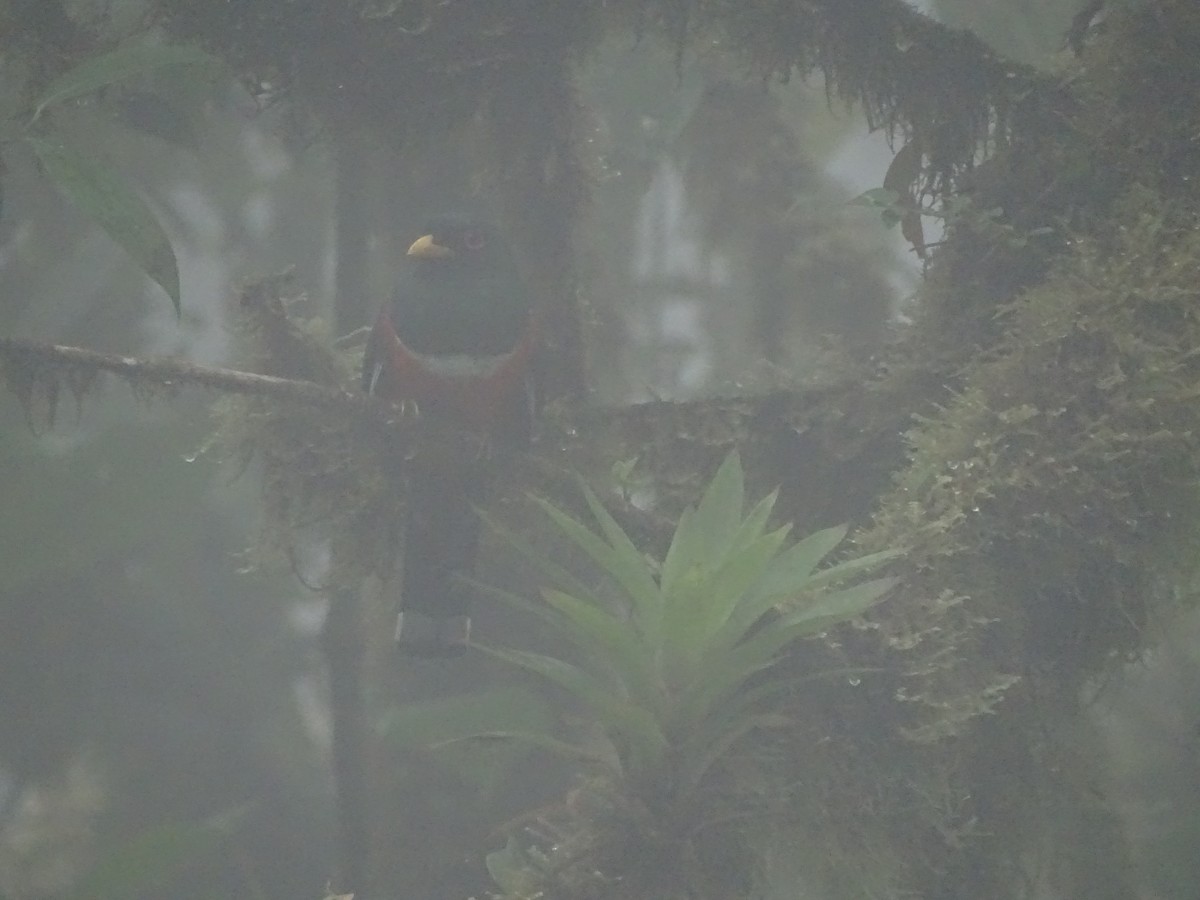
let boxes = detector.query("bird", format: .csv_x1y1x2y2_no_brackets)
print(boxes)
362,214,537,656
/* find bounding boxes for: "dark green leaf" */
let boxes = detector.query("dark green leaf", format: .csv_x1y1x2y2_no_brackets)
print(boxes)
478,644,668,774
27,134,180,312
663,525,789,682
534,495,661,638
486,836,542,898
689,450,745,559
848,187,901,209
378,685,553,749
119,92,201,149
377,685,556,796
683,578,897,724
799,548,903,592
727,489,780,557
578,481,664,642
437,730,617,772
659,505,700,599
478,507,602,605
468,576,654,705
659,453,748,599
781,577,900,631
717,524,849,648
33,41,219,119
70,805,249,900
679,712,791,791
540,587,657,702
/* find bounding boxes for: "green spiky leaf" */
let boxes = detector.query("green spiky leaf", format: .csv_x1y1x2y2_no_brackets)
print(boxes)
663,524,790,684
468,450,903,806
577,481,665,643
659,454,749,598
477,644,669,774
716,523,850,649
534,493,662,637
477,507,604,606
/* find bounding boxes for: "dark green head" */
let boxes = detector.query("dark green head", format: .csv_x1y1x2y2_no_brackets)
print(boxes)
406,215,510,271
392,214,530,356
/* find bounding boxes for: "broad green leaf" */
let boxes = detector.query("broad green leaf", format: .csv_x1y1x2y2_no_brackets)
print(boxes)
757,523,849,594
681,578,896,725
476,576,655,708
435,730,618,774
693,525,789,632
677,653,785,732
726,489,781,558
378,685,552,747
377,685,554,796
478,645,669,774
745,577,898,662
848,186,901,209
678,712,791,792
677,667,881,790
578,481,664,643
33,40,219,119
780,577,900,630
27,134,180,312
659,504,701,598
716,524,850,648
478,507,603,605
533,495,661,638
658,452,748,599
689,450,746,560
675,677,800,761
710,578,898,711
796,547,904,592
468,577,588,639
486,836,542,898
663,524,789,683
70,805,248,900
540,588,658,706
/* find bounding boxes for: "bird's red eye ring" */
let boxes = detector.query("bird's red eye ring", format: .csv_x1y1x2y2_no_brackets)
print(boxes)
464,229,486,250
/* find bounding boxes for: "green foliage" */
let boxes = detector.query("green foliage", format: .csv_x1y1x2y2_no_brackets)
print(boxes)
9,39,221,314
850,186,907,228
451,453,902,897
69,805,248,900
31,40,219,122
464,452,899,896
485,837,544,900
25,134,181,313
379,685,556,802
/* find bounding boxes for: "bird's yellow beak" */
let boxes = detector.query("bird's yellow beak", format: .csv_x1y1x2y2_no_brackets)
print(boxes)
407,233,453,258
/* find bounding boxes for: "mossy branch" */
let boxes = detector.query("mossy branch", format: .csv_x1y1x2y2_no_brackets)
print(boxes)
0,335,363,412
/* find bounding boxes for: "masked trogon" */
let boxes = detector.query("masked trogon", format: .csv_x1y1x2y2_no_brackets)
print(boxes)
363,214,537,656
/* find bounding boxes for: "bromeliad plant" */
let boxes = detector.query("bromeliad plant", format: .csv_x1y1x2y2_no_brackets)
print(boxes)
473,451,900,810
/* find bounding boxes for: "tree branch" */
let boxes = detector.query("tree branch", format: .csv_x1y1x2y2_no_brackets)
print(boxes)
0,335,362,411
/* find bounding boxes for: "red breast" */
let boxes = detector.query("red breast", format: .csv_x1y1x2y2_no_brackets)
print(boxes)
371,311,537,432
